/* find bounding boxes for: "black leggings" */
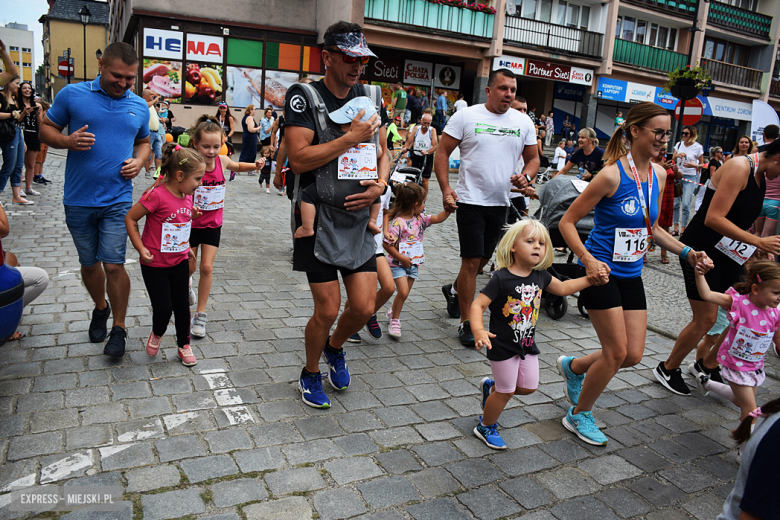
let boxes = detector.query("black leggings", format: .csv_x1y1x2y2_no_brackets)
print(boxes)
141,260,190,348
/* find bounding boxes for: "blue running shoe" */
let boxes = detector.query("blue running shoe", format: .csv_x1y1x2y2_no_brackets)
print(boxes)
474,419,507,450
562,406,608,446
365,314,382,340
322,347,351,390
298,371,330,408
347,332,362,343
480,377,495,411
557,355,584,406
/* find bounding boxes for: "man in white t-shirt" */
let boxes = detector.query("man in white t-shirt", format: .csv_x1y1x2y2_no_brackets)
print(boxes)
454,93,468,113
434,68,539,346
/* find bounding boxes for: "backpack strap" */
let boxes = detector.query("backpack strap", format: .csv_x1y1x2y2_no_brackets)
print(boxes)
363,84,383,116
297,82,329,143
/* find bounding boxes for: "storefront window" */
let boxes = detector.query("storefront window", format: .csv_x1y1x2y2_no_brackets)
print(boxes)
263,70,300,110
708,124,738,152
226,66,263,107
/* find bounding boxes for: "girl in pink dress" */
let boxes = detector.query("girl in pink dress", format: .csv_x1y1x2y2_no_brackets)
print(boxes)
694,261,780,428
125,144,206,366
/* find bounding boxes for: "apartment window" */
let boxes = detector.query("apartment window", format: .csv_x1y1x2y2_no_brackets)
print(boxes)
621,16,636,41
580,6,590,29
22,48,31,53
648,24,659,46
667,28,677,51
23,63,31,67
704,37,750,66
636,21,647,44
539,0,553,23
10,46,18,51
522,0,538,18
617,16,677,50
725,0,755,10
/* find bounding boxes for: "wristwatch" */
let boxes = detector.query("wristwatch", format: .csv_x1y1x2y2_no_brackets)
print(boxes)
524,174,533,185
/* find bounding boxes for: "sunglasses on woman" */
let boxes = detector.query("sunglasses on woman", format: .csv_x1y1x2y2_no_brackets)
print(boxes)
325,48,370,65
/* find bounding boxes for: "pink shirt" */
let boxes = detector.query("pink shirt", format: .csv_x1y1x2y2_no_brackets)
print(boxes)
193,158,225,229
765,174,780,201
384,213,432,267
140,185,194,269
718,287,780,372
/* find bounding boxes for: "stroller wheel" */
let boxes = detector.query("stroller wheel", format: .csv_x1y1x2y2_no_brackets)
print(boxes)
544,294,568,320
577,295,589,319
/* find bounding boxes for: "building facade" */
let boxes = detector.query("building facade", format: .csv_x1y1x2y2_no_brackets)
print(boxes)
0,23,36,85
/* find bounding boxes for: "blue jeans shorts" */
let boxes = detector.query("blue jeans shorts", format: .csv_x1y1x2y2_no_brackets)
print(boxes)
758,198,780,223
391,264,419,280
64,202,132,266
150,131,163,159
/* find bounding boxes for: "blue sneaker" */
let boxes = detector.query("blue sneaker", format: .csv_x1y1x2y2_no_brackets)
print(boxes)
322,346,351,390
365,314,382,340
298,371,331,409
474,419,507,450
347,332,362,343
563,406,608,446
480,377,494,411
557,355,584,406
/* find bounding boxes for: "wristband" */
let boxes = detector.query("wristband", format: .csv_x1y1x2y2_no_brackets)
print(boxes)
679,246,692,261
377,179,387,188
524,174,533,185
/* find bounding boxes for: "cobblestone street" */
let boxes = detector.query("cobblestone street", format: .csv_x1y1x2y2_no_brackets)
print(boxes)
1,151,779,520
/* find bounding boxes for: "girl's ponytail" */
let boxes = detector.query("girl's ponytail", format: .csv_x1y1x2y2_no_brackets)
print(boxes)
603,126,627,166
732,397,780,445
603,102,671,166
144,143,204,199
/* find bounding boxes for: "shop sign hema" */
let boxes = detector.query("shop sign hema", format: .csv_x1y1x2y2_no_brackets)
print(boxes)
186,34,224,64
492,55,525,75
434,64,461,89
144,28,183,60
403,60,433,86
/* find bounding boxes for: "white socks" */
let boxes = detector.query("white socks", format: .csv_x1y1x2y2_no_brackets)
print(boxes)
451,284,458,295
704,379,734,401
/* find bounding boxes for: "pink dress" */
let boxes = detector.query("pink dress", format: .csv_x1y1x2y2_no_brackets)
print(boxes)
718,287,780,385
140,185,194,269
193,158,225,229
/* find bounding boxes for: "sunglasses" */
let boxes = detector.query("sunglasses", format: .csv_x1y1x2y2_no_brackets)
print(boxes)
681,132,691,136
325,48,369,65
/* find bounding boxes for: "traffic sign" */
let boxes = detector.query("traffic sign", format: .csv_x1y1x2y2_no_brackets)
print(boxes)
675,98,703,125
58,60,74,77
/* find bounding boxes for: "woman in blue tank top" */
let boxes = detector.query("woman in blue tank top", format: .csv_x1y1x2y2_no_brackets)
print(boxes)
555,102,714,447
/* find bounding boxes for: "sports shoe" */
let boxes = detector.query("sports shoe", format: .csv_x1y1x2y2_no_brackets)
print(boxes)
188,284,196,307
34,175,51,184
458,321,475,347
277,188,285,196
191,312,208,338
229,172,236,181
24,188,41,196
365,314,382,339
442,283,460,318
474,420,507,450
694,372,710,396
688,358,724,385
178,345,198,366
654,361,690,395
103,326,127,358
146,330,162,357
299,371,331,408
480,377,495,411
89,304,111,343
322,345,350,390
388,319,402,339
347,332,362,343
562,406,608,446
557,355,584,406
265,188,270,193
145,171,151,178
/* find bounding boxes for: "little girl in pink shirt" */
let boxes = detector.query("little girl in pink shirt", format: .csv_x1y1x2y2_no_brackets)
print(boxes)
126,143,206,366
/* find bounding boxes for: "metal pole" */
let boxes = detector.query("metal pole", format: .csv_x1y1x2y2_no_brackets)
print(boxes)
674,0,702,147
82,23,87,82
67,47,71,85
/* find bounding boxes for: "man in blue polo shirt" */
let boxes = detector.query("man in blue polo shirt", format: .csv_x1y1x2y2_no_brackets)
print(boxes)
40,42,150,358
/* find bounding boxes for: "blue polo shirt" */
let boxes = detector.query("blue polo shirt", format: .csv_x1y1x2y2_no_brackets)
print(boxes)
47,77,150,207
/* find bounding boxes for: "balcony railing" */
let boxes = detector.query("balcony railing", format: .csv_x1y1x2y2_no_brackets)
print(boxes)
364,0,494,39
769,78,780,98
708,0,772,40
613,38,688,73
621,0,697,17
702,58,763,91
503,16,603,59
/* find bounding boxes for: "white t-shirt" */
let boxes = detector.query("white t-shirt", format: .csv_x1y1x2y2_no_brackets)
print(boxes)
674,141,704,176
445,104,537,207
454,99,468,112
553,147,567,170
375,189,393,254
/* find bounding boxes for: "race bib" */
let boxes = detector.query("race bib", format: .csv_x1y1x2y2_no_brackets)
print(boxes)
571,179,589,193
613,228,648,262
391,171,408,183
161,222,191,253
337,143,377,180
715,237,756,265
399,240,424,265
194,185,225,211
728,325,772,363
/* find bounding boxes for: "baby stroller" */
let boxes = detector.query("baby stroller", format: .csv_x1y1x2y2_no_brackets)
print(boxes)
389,150,424,196
533,175,595,320
534,155,553,186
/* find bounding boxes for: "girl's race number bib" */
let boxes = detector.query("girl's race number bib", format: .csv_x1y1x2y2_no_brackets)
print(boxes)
399,240,424,265
161,222,191,253
194,185,225,211
613,228,647,262
715,237,756,265
728,325,772,363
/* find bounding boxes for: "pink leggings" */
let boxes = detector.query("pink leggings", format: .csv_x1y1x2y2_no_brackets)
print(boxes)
489,354,539,393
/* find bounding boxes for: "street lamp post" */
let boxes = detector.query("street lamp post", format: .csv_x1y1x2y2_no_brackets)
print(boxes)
79,6,91,82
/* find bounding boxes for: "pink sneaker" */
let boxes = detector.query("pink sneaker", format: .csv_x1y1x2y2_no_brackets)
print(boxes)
386,309,393,321
146,330,162,357
178,345,198,366
388,318,402,339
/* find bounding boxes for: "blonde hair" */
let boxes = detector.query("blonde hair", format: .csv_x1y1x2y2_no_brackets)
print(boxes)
578,127,597,145
604,102,671,165
495,220,553,271
683,125,698,145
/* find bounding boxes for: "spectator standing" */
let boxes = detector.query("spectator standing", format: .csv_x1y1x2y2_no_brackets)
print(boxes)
259,108,274,147
454,93,467,113
0,71,34,205
236,105,260,180
434,89,448,134
408,89,423,125
564,139,574,162
545,111,554,146
391,84,407,126
528,105,536,122
143,90,162,178
33,101,51,186
40,42,151,358
387,115,403,152
672,125,705,235
19,82,42,198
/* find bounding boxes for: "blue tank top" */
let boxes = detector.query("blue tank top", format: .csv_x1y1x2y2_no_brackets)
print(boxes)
580,160,659,279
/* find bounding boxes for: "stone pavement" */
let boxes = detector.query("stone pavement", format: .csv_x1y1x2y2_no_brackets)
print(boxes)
1,151,779,520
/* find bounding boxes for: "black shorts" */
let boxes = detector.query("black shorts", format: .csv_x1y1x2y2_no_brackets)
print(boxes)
507,196,526,225
190,226,222,248
456,203,507,259
23,130,41,152
680,246,744,302
259,171,271,184
410,154,434,179
578,266,647,311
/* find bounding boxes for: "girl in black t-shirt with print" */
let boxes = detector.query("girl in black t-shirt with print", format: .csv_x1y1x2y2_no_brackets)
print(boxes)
469,219,605,450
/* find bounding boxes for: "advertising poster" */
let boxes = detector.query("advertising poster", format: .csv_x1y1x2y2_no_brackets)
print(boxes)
371,82,395,110
264,71,300,110
142,59,182,103
184,63,223,105
434,64,461,90
403,60,433,86
752,100,780,145
226,67,263,107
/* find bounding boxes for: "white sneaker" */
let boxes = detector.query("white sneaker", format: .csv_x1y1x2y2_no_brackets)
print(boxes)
191,312,207,338
189,284,196,307
266,188,270,194
24,188,41,196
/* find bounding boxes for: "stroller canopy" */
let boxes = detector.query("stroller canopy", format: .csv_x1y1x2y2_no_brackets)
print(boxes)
533,175,595,235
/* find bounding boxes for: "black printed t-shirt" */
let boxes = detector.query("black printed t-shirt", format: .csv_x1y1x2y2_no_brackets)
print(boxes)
284,80,389,190
569,146,604,177
480,269,552,361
